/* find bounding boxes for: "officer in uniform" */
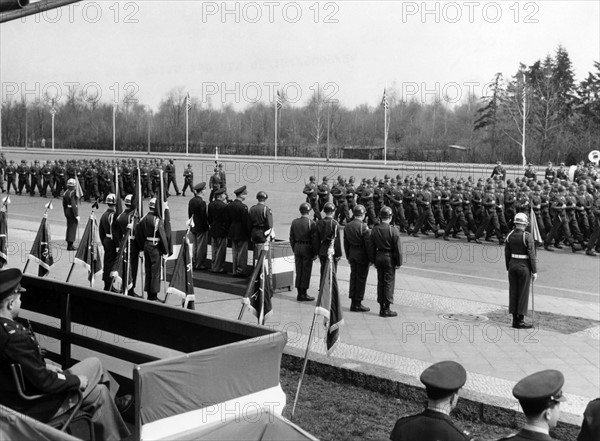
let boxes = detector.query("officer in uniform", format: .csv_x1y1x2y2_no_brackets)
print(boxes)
227,186,251,277
343,205,371,312
114,195,141,297
317,176,331,212
0,269,132,440
208,167,222,202
303,176,321,221
207,187,230,273
390,361,473,441
545,162,556,183
505,213,536,329
556,163,568,181
135,198,169,301
164,159,180,196
249,191,274,261
16,160,30,195
5,160,17,194
41,160,54,197
188,182,209,269
491,160,507,181
524,163,537,183
99,194,118,291
369,206,402,317
63,178,79,251
29,160,41,196
578,398,600,441
315,202,342,279
289,202,317,302
182,164,194,196
496,370,566,441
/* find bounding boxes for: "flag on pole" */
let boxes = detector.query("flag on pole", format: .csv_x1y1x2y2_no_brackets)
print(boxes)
157,169,173,254
110,229,133,294
381,88,389,110
166,228,195,309
114,165,123,219
186,92,192,112
132,164,143,218
0,210,8,269
530,206,543,245
74,178,84,200
28,215,54,277
314,257,344,354
242,247,273,325
74,212,104,286
276,90,283,111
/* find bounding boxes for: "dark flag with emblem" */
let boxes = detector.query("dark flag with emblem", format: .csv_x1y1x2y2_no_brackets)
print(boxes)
166,226,195,309
315,255,344,354
0,197,10,269
132,164,143,218
28,214,54,277
157,169,173,255
242,246,273,325
110,229,133,294
113,165,123,221
530,206,543,245
75,209,104,287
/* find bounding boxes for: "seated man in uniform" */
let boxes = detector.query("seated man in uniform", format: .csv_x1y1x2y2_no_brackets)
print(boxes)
390,360,473,441
0,269,131,441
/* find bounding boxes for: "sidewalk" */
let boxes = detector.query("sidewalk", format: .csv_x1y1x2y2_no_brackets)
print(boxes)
7,221,599,426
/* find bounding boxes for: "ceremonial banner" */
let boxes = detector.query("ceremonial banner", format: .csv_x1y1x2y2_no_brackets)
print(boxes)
315,257,343,354
111,229,133,294
28,216,54,277
74,213,104,286
165,231,195,309
242,248,273,325
530,206,543,245
132,165,143,218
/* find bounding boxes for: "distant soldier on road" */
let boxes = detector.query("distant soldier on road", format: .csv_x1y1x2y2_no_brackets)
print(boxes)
491,160,506,181
182,163,194,196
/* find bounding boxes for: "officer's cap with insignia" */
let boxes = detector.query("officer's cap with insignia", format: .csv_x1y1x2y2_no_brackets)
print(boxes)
234,185,247,196
513,369,566,416
0,268,27,302
420,360,467,398
194,182,206,192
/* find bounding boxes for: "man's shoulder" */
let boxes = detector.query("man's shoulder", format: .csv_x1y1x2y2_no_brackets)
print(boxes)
0,318,29,350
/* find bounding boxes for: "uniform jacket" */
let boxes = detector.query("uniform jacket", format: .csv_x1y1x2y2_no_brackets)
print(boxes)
343,219,372,264
135,212,168,255
249,203,273,243
496,428,555,441
208,199,230,239
504,229,537,273
62,189,78,218
315,217,342,258
289,216,317,257
188,196,209,234
226,199,250,241
0,317,80,421
390,409,473,441
369,222,402,267
99,208,116,244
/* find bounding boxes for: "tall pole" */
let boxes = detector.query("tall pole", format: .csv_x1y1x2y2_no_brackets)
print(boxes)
274,99,278,161
113,103,116,154
24,103,27,149
521,80,527,167
147,111,151,155
185,102,189,157
51,114,55,151
384,99,388,166
326,103,330,161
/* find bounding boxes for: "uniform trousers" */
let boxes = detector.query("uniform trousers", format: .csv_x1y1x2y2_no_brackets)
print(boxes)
293,244,314,291
508,260,531,316
52,357,130,441
231,240,248,275
192,231,208,269
143,242,162,295
348,258,369,302
375,252,395,305
102,238,118,291
65,216,78,243
210,237,227,272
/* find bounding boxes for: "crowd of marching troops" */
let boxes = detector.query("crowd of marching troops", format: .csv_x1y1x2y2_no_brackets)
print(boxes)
301,160,600,256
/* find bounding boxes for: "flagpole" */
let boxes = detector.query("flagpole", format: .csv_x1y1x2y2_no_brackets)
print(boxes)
521,81,527,167
185,97,189,157
384,95,388,166
26,203,52,275
113,103,116,154
274,98,278,161
531,281,535,328
291,313,319,419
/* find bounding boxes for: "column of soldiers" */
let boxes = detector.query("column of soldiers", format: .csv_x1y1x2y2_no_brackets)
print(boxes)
302,165,600,257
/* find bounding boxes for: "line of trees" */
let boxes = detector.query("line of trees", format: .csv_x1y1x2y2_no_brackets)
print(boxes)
2,46,598,164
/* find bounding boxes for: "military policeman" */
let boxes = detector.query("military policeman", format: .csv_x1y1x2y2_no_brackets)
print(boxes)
0,269,131,440
227,186,251,277
495,370,566,441
390,361,473,441
99,194,118,291
343,205,371,312
249,191,274,260
289,202,317,302
188,182,209,269
135,198,169,301
315,202,342,279
505,213,536,329
114,194,142,297
369,206,402,317
63,178,79,251
182,163,194,196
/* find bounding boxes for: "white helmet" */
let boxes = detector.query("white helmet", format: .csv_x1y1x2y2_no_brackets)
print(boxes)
514,213,529,225
67,178,76,187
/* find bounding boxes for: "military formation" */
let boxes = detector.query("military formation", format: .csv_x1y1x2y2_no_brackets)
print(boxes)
301,160,600,257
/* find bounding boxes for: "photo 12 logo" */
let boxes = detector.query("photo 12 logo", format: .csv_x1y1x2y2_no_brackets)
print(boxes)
20,1,140,24
401,1,540,24
1,82,140,105
201,1,340,24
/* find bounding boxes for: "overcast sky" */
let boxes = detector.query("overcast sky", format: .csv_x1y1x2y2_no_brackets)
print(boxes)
1,0,598,110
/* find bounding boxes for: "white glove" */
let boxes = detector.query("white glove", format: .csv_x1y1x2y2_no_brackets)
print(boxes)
532,273,537,282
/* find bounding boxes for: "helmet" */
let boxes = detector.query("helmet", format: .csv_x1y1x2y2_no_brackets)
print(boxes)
299,203,311,214
309,176,316,182
105,194,116,205
379,206,392,219
256,191,268,201
353,205,366,217
148,198,157,209
323,176,328,182
67,178,76,187
323,202,335,214
384,174,390,180
514,213,529,225
124,194,133,206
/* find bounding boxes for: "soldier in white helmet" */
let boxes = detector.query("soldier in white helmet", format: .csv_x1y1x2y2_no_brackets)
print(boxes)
62,178,79,251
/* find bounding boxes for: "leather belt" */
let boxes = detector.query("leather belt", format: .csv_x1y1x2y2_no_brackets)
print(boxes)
146,238,159,244
106,234,113,238
512,254,529,259
67,205,72,208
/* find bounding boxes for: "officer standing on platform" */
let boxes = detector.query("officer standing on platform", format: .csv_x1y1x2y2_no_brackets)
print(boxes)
315,202,342,279
135,198,168,302
343,205,371,312
505,213,536,329
369,206,402,317
390,361,473,441
207,187,229,273
249,191,274,260
496,370,566,441
227,186,251,277
289,202,317,302
188,182,209,270
63,178,79,251
99,194,118,291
